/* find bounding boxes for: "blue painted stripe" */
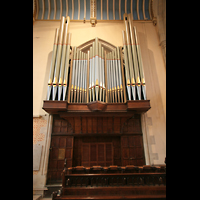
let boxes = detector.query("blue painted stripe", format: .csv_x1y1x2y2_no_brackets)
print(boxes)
109,0,113,20
86,0,90,19
132,0,137,20
50,0,54,19
138,0,144,20
121,0,125,20
74,0,78,19
44,0,49,19
96,0,101,20
145,0,150,19
127,0,131,16
62,0,66,17
38,0,43,19
102,0,107,20
56,0,60,19
115,0,119,20
80,0,84,19
68,0,72,19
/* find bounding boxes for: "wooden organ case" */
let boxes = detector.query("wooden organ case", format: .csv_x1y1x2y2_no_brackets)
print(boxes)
42,15,165,200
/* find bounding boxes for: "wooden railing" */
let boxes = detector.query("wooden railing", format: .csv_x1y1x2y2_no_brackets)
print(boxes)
63,173,166,188
52,163,166,199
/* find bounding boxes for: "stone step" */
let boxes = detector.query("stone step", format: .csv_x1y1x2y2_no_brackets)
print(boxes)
33,195,42,200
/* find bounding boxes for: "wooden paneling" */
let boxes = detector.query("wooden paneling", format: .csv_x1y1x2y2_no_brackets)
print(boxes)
81,142,113,167
121,135,145,166
53,115,142,135
47,136,74,184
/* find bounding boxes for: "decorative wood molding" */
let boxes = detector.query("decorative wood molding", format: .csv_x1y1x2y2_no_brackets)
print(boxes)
87,101,107,111
42,100,151,115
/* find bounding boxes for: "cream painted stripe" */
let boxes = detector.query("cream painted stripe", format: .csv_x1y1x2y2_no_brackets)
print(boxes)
48,0,50,19
78,0,80,20
137,0,140,20
72,0,74,19
60,0,62,19
143,0,146,20
107,0,109,20
119,0,121,20
84,0,86,19
42,0,45,19
54,0,56,19
113,0,115,20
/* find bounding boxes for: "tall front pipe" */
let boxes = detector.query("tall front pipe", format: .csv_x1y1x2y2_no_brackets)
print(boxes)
89,47,92,102
92,42,95,101
76,50,81,102
63,32,72,101
123,13,136,100
71,47,77,102
74,48,79,102
99,42,102,101
113,48,119,103
134,26,146,100
117,46,123,102
102,46,105,102
122,30,131,100
58,16,70,100
128,13,141,100
52,16,66,100
47,28,59,100
95,37,99,101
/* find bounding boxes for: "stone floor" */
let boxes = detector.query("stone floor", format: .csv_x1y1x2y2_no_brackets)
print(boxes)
33,195,51,200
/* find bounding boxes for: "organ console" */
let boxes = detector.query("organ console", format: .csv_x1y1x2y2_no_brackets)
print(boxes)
46,14,147,103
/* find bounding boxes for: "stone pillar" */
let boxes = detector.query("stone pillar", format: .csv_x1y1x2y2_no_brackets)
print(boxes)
152,0,166,66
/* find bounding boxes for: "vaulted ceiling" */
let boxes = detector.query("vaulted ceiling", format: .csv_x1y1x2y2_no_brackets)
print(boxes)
34,0,152,21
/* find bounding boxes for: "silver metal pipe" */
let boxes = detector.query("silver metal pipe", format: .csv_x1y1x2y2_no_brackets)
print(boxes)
134,26,146,100
58,16,70,101
71,47,77,102
95,37,99,101
128,13,141,100
122,30,131,100
62,32,72,101
47,28,59,100
117,46,123,102
52,16,66,100
123,13,136,100
102,46,105,102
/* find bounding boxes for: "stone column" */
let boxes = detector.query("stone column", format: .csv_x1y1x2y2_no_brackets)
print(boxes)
152,0,166,66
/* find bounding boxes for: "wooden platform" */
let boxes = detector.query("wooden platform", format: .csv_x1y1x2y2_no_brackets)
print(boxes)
42,100,151,116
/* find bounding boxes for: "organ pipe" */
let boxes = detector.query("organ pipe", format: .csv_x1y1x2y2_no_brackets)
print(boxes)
123,13,136,100
58,16,70,101
52,16,66,101
47,28,59,100
134,26,147,100
46,15,147,103
123,13,147,100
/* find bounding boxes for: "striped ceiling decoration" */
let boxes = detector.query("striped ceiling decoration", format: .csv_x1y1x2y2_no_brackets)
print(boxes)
35,0,152,21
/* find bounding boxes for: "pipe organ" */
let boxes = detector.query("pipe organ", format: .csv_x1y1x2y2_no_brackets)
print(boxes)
41,14,165,200
46,14,146,103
